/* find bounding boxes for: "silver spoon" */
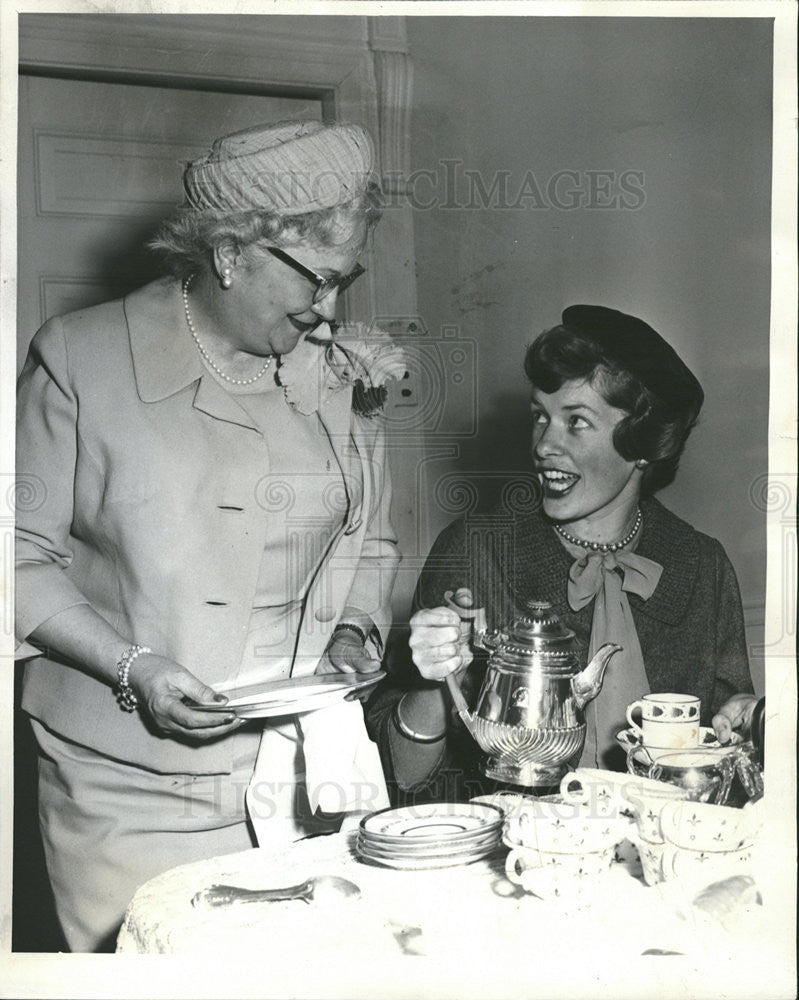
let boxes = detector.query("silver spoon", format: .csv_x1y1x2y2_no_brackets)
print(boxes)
192,875,361,909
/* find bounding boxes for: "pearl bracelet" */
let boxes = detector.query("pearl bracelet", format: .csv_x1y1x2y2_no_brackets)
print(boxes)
333,622,369,645
116,644,151,712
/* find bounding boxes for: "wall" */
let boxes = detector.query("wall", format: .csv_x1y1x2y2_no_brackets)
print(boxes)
405,16,772,691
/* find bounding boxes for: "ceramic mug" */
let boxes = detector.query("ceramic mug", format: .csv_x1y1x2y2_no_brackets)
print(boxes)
504,844,616,901
504,797,630,854
626,693,700,750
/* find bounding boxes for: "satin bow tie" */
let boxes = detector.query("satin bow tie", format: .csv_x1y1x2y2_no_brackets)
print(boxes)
567,550,663,612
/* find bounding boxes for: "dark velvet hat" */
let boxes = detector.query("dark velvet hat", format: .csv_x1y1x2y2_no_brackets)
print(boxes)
561,304,704,419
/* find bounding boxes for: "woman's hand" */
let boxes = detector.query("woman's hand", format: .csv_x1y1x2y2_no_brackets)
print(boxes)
319,630,381,675
712,692,760,745
409,603,473,681
129,653,243,741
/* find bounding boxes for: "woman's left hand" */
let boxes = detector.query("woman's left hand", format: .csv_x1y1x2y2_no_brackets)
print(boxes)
712,692,760,745
319,630,381,675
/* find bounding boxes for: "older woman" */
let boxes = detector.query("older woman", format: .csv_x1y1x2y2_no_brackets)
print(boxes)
16,120,399,950
367,305,757,801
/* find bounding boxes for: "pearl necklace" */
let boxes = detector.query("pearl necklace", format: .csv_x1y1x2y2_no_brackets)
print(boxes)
182,275,273,386
554,507,643,553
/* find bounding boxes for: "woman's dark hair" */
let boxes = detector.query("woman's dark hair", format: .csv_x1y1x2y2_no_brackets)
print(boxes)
524,324,702,494
148,180,383,280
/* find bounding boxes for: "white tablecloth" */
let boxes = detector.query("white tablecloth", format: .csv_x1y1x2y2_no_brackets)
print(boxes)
117,822,769,978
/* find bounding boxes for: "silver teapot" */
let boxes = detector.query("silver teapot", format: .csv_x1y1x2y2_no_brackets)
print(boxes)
444,594,620,788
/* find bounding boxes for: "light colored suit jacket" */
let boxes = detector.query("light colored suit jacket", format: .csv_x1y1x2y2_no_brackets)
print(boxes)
16,278,399,773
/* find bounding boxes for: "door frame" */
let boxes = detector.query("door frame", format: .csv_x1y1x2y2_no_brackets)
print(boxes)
16,11,424,613
18,11,418,335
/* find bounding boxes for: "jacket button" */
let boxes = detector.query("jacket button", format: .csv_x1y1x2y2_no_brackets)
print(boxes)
344,517,362,535
315,606,337,622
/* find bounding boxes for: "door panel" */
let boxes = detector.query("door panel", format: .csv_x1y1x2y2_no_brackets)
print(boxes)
17,74,323,369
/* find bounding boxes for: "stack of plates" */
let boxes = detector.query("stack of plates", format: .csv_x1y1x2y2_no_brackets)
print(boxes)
356,802,503,870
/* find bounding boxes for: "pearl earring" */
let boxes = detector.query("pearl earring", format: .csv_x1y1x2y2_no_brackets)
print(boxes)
635,459,649,469
220,267,233,289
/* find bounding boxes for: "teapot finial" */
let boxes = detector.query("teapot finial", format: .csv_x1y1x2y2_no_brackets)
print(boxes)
521,598,555,621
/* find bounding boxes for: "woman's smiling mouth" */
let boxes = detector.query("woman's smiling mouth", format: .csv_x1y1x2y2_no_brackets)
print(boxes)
538,469,580,496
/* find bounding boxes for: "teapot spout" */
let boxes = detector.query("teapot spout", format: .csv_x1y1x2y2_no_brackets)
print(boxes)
571,643,622,710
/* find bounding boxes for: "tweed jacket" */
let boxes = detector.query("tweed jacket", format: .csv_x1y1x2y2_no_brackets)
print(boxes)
16,278,400,774
367,497,752,801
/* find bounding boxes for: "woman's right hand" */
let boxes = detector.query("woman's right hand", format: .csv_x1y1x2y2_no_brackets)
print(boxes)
408,597,474,681
129,653,243,741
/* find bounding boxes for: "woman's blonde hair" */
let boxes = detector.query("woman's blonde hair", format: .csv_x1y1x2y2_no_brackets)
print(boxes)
149,180,382,279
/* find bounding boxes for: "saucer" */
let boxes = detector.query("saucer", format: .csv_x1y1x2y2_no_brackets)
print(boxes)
191,672,384,719
616,726,742,762
356,802,503,869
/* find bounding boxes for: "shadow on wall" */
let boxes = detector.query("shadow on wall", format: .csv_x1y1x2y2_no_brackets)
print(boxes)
438,389,536,516
104,219,168,288
35,218,169,327
90,220,168,305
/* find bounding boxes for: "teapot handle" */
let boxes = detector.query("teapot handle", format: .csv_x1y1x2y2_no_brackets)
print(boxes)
443,589,489,643
444,673,476,735
441,590,483,735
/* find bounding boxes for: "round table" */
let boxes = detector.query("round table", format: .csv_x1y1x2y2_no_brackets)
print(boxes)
117,823,766,970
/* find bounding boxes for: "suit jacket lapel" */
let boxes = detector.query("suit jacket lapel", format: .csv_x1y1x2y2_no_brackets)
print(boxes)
192,375,260,431
126,276,259,431
127,278,201,402
632,498,699,624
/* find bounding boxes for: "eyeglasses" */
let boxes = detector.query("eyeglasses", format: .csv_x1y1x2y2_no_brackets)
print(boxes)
267,246,365,304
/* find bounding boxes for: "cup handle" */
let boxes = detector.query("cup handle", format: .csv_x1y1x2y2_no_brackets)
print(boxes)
559,772,587,803
658,843,680,879
655,799,681,844
625,699,644,737
626,742,653,775
504,849,528,887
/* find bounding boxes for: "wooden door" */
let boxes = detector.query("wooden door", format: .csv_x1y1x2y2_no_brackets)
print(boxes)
17,74,324,369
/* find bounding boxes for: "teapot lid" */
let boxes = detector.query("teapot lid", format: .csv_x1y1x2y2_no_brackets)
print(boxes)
497,599,576,656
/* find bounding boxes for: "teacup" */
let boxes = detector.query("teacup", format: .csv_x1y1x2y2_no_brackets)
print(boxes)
560,768,687,810
626,693,700,750
504,797,630,854
560,768,689,845
657,799,760,853
504,843,616,901
635,837,754,891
